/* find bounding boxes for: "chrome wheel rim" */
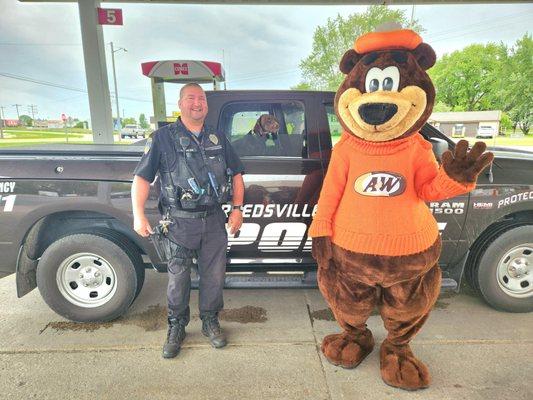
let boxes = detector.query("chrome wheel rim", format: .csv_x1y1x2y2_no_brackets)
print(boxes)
496,244,533,298
56,253,117,308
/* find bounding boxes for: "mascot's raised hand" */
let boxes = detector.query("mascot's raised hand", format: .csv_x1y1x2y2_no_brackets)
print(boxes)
442,140,494,183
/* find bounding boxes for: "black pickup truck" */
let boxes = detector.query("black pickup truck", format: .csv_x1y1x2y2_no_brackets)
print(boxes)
0,90,532,322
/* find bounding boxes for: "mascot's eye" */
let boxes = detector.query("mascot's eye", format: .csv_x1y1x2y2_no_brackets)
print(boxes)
382,66,400,92
369,79,379,92
365,66,400,93
383,77,394,91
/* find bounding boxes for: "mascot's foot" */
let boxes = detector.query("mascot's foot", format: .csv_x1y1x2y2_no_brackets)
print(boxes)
321,329,374,369
380,340,431,391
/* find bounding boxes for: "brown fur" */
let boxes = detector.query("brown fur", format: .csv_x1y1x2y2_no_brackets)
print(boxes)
313,31,492,391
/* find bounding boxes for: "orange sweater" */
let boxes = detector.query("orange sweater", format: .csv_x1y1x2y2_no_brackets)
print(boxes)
309,132,475,256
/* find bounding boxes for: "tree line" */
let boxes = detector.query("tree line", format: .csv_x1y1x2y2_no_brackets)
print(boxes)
295,5,532,134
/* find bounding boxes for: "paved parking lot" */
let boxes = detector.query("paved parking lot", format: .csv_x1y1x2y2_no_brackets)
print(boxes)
0,270,531,400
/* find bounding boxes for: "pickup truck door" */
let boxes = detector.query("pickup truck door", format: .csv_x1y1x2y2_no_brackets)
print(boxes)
217,94,324,267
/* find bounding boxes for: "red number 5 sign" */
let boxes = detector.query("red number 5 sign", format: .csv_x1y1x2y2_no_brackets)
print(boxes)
97,8,123,26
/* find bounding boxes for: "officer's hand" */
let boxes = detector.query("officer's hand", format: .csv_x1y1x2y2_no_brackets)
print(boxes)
134,215,154,237
228,210,243,235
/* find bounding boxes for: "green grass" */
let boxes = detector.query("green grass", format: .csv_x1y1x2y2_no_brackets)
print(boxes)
0,127,141,148
0,140,95,148
2,130,85,139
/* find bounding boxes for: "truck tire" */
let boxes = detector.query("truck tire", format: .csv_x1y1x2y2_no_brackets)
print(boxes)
36,234,137,322
476,225,533,313
70,228,145,302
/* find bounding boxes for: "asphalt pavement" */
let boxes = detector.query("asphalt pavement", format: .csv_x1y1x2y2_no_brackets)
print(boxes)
0,270,531,400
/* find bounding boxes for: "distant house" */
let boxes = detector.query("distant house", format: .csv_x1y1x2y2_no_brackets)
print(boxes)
428,110,502,137
2,119,20,127
47,120,64,129
33,119,48,128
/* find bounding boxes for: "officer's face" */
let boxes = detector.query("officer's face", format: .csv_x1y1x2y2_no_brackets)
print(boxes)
179,86,208,122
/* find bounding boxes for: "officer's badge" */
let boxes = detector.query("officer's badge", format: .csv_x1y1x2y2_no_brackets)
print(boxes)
209,134,219,145
144,138,152,154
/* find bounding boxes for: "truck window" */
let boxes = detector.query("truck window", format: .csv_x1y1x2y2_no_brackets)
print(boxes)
325,104,342,145
220,101,306,158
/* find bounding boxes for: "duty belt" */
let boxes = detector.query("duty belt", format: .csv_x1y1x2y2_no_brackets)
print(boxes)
171,208,218,219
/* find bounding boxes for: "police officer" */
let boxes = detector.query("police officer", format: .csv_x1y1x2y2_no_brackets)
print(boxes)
131,83,244,359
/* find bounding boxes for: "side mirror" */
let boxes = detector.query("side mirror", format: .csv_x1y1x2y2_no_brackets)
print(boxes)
431,138,449,162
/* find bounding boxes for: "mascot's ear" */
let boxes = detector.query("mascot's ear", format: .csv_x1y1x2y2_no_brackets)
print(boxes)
412,43,436,70
339,49,363,74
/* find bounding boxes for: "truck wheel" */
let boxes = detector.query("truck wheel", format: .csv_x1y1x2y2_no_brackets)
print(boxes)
71,228,145,302
476,226,533,313
36,234,137,322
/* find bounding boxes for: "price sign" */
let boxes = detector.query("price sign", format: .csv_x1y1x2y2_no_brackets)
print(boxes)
97,8,123,26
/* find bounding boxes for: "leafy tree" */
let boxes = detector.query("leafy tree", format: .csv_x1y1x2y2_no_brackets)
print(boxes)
497,34,532,134
297,5,423,91
290,82,313,91
432,101,452,112
499,113,513,133
122,117,136,125
139,113,149,129
19,114,33,127
429,43,504,111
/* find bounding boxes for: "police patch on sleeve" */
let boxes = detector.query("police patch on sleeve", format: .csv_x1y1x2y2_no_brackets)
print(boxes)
144,138,152,154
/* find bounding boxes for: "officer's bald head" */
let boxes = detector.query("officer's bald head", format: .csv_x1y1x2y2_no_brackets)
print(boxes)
180,83,204,100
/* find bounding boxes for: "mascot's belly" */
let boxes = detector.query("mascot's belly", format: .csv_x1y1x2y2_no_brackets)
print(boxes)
332,198,439,256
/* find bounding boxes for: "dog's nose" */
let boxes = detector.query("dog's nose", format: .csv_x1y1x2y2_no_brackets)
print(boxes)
358,103,398,125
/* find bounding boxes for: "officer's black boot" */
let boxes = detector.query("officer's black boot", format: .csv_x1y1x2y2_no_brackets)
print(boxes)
162,317,187,359
201,313,227,349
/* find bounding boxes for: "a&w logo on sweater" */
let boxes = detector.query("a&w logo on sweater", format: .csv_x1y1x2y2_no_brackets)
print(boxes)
354,171,406,197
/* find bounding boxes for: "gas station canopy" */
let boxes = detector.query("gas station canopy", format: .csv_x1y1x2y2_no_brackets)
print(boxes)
141,60,225,84
142,60,225,127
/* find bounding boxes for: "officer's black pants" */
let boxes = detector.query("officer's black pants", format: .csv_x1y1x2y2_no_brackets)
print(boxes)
166,209,228,324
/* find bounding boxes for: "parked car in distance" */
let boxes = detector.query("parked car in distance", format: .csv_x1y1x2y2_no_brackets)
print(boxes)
451,123,466,138
476,125,497,139
120,124,146,139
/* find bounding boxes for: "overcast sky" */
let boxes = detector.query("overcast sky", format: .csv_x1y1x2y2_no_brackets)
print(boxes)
0,1,531,122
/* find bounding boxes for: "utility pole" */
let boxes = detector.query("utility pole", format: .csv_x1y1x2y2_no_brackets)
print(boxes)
28,104,38,121
12,104,22,122
109,42,127,142
410,5,416,27
0,106,5,139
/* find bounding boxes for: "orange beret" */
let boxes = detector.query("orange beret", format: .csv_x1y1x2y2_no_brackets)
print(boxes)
354,29,422,54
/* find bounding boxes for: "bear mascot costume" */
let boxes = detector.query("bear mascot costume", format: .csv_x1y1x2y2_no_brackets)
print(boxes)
309,24,494,391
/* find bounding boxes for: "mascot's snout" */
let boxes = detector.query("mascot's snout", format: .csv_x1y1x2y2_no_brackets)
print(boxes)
358,102,398,125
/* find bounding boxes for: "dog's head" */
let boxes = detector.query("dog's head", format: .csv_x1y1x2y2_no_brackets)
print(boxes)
253,114,280,138
335,26,436,142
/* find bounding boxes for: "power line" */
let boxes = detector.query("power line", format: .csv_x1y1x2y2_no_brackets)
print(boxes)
425,10,533,41
0,71,175,105
0,43,82,46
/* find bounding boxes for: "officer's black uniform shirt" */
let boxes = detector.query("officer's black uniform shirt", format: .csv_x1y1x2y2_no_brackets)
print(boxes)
134,118,244,213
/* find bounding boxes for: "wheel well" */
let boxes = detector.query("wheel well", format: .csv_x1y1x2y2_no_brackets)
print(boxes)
464,211,533,290
22,211,146,260
17,211,147,299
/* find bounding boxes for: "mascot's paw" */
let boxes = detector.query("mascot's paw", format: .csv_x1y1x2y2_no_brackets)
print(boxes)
442,140,494,183
380,340,431,391
312,236,333,265
321,330,374,369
